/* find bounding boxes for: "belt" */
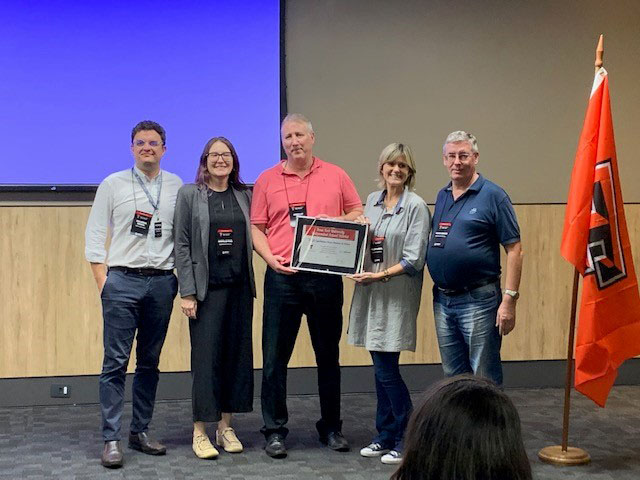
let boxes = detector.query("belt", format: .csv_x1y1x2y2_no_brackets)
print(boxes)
436,276,499,296
109,266,173,276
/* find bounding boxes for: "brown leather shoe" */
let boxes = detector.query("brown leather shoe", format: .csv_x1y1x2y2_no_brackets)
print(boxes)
128,432,166,455
101,440,123,468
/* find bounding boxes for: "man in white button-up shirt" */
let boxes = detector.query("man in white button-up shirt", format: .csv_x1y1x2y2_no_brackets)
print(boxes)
85,120,182,468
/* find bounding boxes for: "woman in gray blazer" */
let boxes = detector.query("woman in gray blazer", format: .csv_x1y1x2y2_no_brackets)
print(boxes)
174,137,255,459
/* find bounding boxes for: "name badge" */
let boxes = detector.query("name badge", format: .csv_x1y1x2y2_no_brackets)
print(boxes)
154,221,162,238
289,202,307,227
370,236,385,263
131,210,153,237
216,228,234,256
431,222,451,248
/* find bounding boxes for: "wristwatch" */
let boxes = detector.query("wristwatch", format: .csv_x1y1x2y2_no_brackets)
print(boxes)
504,289,520,300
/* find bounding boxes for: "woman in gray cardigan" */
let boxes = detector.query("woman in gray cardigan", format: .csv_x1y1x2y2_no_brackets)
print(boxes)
174,137,255,459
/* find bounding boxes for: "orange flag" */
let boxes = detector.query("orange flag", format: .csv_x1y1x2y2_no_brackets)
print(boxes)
561,67,640,407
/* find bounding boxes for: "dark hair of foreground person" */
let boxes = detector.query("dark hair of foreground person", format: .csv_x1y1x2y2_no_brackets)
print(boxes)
391,375,532,480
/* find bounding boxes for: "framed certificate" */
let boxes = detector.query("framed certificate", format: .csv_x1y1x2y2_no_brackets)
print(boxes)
290,216,368,275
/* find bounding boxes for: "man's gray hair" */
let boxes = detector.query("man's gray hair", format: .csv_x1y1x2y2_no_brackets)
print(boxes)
281,113,314,134
443,131,478,154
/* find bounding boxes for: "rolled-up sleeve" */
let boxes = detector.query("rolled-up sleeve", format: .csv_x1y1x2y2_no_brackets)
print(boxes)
85,180,112,263
400,200,431,276
173,186,196,298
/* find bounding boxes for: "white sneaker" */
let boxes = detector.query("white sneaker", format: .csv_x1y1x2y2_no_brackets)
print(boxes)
381,450,403,465
360,442,390,457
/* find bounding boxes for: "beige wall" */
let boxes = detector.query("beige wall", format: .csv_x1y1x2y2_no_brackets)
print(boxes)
285,0,640,203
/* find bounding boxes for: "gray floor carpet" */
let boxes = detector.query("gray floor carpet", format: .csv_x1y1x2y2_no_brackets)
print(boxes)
1,386,640,479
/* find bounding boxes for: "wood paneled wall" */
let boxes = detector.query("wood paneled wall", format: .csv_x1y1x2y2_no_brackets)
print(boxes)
1,204,634,378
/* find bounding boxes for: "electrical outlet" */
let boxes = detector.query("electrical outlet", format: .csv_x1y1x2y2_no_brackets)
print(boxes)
50,384,71,398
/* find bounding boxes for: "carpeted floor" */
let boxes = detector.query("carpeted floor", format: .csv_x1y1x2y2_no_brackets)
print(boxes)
1,386,639,479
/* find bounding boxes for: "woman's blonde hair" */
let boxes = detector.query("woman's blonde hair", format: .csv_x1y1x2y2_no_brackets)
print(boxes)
377,143,416,190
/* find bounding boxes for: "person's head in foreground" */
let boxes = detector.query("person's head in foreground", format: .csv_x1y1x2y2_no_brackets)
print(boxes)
391,375,532,480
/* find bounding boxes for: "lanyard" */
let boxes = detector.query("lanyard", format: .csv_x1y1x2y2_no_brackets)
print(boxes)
282,161,312,207
368,199,397,271
372,201,396,240
132,168,162,213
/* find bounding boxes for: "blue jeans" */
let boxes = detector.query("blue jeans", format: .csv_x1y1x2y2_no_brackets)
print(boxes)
370,351,412,452
433,281,503,386
260,268,343,439
99,270,178,441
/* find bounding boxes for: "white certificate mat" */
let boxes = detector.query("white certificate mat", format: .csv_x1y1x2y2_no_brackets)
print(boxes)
291,217,368,275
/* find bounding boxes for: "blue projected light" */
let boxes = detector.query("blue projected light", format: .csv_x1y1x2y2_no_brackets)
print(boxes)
0,1,281,186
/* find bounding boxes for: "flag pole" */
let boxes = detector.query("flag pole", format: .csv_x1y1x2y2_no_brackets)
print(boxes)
595,34,604,73
537,34,605,466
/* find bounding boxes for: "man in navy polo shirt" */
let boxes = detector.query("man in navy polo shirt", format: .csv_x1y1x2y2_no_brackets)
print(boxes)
426,131,522,386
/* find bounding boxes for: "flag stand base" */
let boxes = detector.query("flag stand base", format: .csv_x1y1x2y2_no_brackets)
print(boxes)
538,446,591,466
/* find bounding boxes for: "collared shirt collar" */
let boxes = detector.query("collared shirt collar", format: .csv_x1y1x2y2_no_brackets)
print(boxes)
133,166,162,183
374,186,408,214
278,156,321,177
445,174,485,193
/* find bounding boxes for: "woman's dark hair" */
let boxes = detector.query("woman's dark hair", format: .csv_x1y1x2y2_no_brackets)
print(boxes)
195,136,247,190
391,375,532,480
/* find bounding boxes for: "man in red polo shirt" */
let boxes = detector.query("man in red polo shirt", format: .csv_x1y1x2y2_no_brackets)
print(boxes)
251,113,363,458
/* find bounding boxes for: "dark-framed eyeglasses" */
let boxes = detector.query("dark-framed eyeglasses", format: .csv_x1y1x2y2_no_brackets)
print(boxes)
207,152,233,161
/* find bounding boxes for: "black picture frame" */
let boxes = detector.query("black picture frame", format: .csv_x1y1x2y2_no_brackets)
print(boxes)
290,216,368,275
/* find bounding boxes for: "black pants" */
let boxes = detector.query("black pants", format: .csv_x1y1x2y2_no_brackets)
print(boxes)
99,270,177,441
260,268,343,439
190,278,254,422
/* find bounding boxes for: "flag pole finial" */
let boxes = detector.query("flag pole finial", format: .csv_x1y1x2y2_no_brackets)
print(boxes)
595,34,604,73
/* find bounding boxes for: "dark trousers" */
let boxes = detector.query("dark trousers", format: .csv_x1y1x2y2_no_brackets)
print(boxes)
99,270,177,441
190,279,254,422
260,268,343,439
370,351,412,452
